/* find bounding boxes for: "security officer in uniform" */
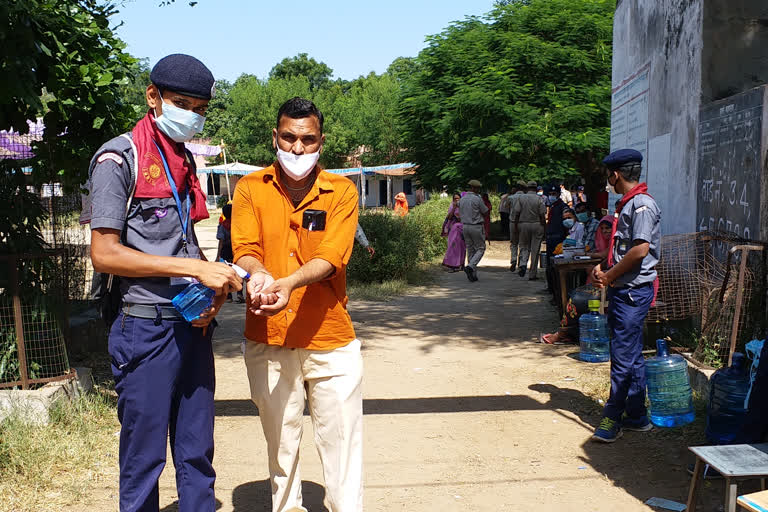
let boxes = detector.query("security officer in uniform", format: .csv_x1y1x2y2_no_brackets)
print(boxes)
591,149,660,443
88,54,242,511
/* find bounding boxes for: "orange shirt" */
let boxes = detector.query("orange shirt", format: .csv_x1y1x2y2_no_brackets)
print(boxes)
231,164,359,350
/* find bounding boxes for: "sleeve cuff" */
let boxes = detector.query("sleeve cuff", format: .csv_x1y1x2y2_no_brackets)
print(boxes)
90,217,125,231
632,233,652,244
312,245,344,273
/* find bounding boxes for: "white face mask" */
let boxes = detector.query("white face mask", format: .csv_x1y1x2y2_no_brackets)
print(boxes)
277,148,320,180
154,96,206,143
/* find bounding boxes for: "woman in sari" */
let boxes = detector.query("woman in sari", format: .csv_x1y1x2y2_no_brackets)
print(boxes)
541,215,613,344
441,193,466,272
394,192,409,216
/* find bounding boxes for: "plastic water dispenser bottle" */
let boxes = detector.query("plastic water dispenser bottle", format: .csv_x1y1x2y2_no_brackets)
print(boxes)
645,339,695,427
706,352,749,444
172,283,215,322
579,299,610,363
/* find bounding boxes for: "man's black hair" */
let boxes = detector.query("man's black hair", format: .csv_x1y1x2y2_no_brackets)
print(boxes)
574,202,589,212
613,162,642,182
222,202,232,217
276,96,324,132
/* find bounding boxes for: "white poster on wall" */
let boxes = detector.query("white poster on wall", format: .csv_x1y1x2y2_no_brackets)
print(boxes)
647,133,671,234
609,62,650,212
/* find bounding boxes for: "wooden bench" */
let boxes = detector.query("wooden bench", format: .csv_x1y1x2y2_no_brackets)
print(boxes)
686,444,768,512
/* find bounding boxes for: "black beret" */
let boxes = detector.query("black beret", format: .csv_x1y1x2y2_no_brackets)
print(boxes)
150,54,215,100
602,148,643,168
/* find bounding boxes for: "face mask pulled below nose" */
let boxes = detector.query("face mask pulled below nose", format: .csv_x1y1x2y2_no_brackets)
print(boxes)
548,195,558,203
576,212,589,223
277,148,320,180
154,98,206,143
563,218,575,229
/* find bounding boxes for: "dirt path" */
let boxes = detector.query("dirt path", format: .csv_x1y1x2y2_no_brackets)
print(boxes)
72,232,725,511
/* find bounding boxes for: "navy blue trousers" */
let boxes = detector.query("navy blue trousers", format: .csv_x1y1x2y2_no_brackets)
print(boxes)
603,284,654,421
109,312,216,512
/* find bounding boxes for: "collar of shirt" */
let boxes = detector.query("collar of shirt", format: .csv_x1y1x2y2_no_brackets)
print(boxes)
262,163,335,209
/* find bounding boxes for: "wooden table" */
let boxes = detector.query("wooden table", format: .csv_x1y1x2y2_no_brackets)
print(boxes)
553,257,603,312
739,489,768,511
686,444,768,512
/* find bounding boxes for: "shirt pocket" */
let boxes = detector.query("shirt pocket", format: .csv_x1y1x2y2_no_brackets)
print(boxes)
298,227,326,260
130,197,180,242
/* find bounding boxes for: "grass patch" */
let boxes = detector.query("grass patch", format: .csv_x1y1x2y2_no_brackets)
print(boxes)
348,263,439,302
0,388,119,512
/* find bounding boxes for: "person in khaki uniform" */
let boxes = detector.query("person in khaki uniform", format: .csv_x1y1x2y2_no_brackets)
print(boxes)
458,179,489,282
508,180,526,272
511,180,546,279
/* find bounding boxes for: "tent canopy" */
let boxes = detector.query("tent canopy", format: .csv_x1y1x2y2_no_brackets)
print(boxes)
324,162,417,177
199,161,263,176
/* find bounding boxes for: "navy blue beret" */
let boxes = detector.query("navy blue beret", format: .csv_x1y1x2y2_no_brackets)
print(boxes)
602,148,643,168
150,54,215,100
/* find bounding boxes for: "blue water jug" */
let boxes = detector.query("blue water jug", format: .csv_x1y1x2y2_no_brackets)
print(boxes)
171,282,215,322
579,299,610,363
645,339,695,427
706,352,749,444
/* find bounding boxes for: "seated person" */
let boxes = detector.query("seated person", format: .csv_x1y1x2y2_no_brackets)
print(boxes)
562,208,585,246
576,203,601,249
542,215,613,345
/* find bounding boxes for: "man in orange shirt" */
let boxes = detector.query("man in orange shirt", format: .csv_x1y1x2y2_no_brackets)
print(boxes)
231,97,362,512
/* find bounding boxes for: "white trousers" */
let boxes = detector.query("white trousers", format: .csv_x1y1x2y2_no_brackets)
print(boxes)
244,339,364,512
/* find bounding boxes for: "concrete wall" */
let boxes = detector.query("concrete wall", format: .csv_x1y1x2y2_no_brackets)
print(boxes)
702,1,768,103
612,0,704,235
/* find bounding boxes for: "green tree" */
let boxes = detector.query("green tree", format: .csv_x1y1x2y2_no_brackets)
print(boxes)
399,0,614,190
1,0,139,190
269,53,334,92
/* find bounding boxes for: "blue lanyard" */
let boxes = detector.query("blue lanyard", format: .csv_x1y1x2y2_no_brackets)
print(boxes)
151,140,191,249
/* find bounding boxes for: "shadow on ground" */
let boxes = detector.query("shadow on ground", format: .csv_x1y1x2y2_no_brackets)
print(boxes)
232,480,328,512
532,382,738,512
210,263,561,358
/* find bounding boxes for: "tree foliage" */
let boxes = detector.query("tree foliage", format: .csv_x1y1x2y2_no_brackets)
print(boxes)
269,53,334,92
0,0,139,256
1,0,140,190
398,0,614,189
203,61,403,169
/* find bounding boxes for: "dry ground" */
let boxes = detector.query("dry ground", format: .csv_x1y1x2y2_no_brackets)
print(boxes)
58,232,736,512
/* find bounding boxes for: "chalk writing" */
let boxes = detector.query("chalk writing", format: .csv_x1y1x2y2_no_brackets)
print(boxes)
697,87,762,244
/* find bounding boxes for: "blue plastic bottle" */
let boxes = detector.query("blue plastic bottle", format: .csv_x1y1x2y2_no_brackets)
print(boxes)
706,352,749,444
171,283,215,322
579,299,610,363
645,339,695,427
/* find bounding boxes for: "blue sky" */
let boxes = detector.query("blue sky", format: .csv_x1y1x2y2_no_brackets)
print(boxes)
113,0,496,82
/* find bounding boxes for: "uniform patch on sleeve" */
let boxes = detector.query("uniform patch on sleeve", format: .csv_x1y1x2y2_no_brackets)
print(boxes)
97,152,124,165
635,205,649,213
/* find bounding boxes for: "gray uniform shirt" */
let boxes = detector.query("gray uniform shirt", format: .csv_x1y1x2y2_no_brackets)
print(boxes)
512,191,546,224
458,192,488,225
89,135,202,305
611,194,661,288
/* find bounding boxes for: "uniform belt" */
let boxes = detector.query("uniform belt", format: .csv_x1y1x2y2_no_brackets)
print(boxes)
610,282,653,290
122,303,183,319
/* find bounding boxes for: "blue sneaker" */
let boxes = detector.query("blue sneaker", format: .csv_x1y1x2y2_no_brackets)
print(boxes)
621,414,653,432
592,417,623,443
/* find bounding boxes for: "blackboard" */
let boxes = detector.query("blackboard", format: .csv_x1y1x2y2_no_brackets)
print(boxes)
697,87,763,241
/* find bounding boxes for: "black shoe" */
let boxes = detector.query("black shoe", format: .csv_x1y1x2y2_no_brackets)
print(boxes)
464,266,474,282
509,265,516,272
518,267,526,278
471,268,479,282
686,462,723,480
